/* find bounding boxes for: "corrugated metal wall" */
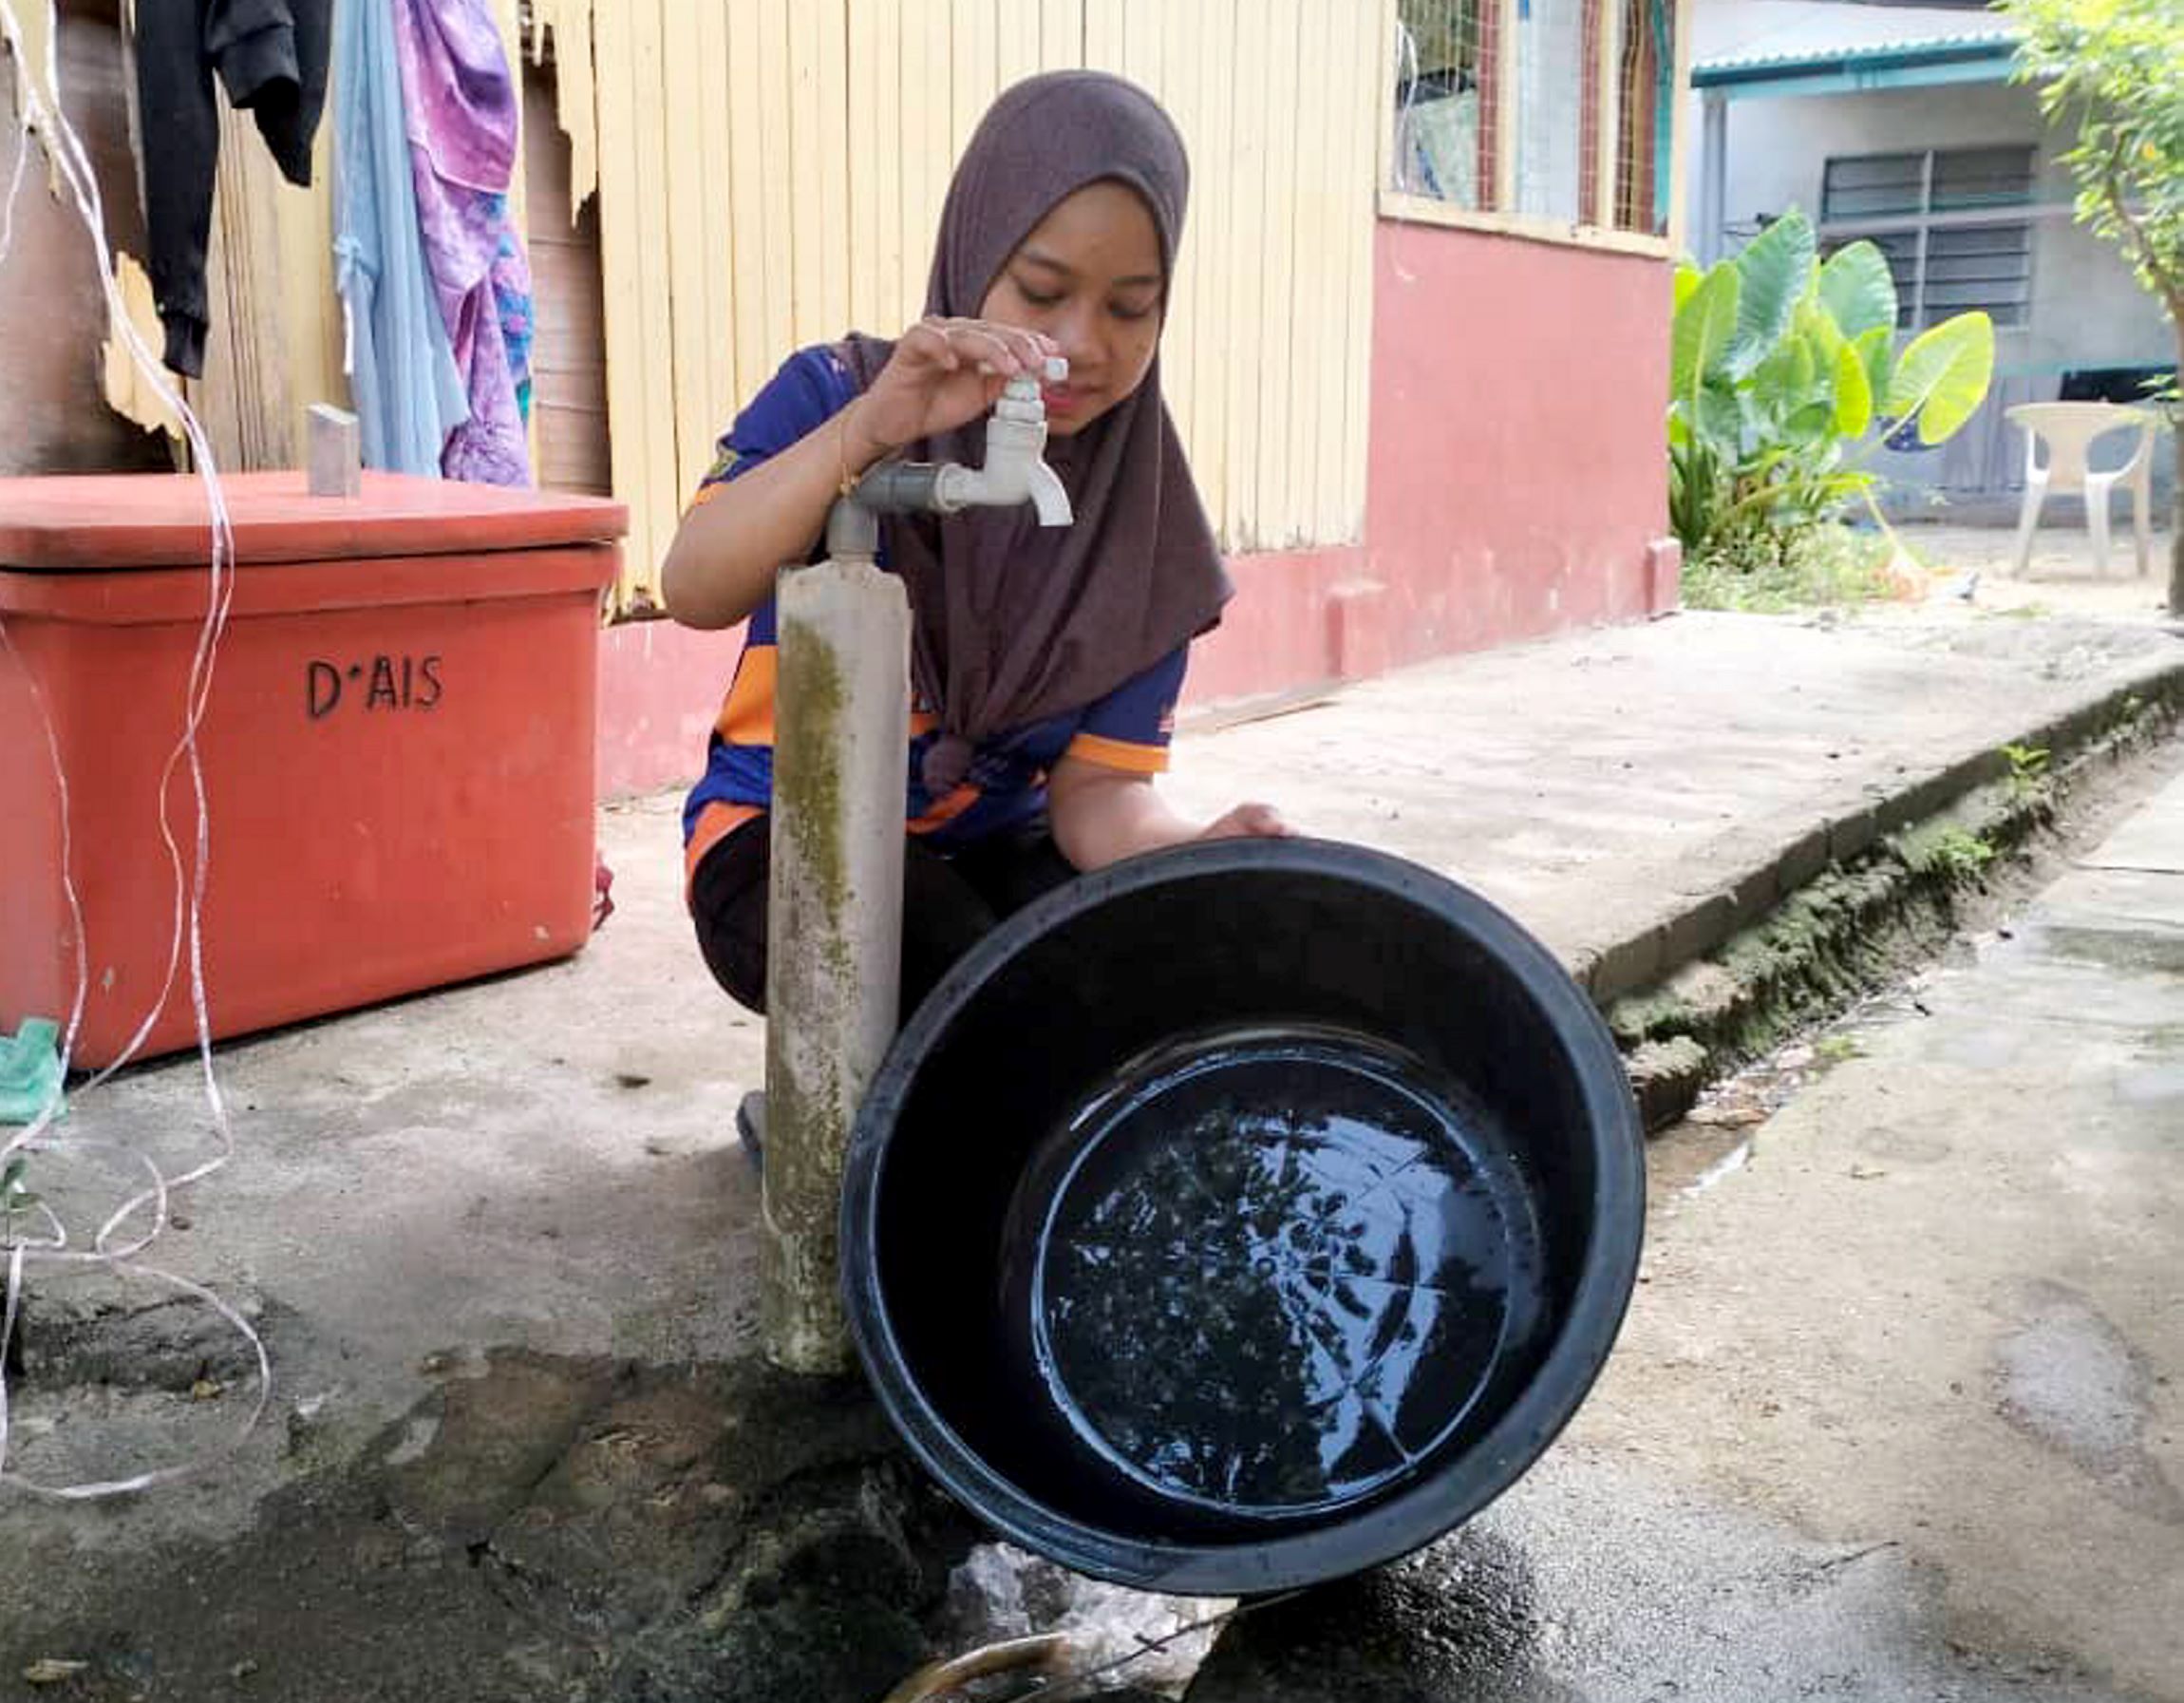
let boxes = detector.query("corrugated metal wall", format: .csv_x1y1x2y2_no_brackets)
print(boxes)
555,0,1389,612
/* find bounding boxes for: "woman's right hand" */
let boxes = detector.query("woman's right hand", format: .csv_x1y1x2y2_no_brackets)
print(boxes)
846,317,1061,462
663,319,1057,632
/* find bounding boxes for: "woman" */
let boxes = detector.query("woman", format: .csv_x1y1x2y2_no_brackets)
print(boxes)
663,70,1290,1030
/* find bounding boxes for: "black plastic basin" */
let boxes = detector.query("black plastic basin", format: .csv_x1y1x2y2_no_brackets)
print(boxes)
840,839,1644,1595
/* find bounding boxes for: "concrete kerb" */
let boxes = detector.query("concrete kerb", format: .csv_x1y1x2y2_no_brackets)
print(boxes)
1591,654,2184,1126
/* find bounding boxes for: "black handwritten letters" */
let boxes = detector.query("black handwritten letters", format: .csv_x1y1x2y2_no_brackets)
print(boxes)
308,654,444,719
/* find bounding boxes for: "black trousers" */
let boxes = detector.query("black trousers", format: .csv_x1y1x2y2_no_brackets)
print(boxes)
691,816,1078,1020
136,0,332,375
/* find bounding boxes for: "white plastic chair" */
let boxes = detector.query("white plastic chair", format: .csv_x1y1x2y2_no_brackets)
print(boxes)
2005,402,2162,577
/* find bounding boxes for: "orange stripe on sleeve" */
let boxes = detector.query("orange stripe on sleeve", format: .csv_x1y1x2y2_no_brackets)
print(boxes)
908,784,982,834
1066,732,1170,775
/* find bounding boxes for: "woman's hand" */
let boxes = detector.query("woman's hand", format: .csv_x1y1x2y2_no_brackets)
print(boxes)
663,317,1058,630
848,317,1062,460
1050,762,1295,870
1197,802,1294,842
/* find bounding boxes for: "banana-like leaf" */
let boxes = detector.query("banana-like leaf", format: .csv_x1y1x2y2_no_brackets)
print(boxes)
1855,326,1893,415
1886,312,1996,445
1671,264,1742,403
1834,338,1873,437
1695,383,1745,454
1674,263,1704,315
1798,294,1846,365
1750,329,1824,431
1727,211,1817,377
1817,242,1897,341
1785,400,1836,446
1787,333,1818,398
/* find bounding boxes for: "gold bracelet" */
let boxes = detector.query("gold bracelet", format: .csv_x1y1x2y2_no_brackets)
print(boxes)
838,403,860,500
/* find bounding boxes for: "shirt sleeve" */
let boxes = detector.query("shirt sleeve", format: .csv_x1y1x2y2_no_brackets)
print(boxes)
687,346,856,506
1064,647,1189,775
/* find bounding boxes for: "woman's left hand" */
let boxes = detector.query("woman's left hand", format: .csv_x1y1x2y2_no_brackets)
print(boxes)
1197,802,1294,842
1050,764,1295,869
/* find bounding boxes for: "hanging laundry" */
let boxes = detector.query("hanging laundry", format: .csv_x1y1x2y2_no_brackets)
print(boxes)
135,1,333,377
332,0,468,477
392,0,534,487
0,1016,63,1127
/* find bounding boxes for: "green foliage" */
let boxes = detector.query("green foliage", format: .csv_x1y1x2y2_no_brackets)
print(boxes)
1832,339,1873,438
1680,522,1894,614
1726,213,1817,378
1886,315,1999,445
1923,827,1998,882
1817,244,1896,342
2003,742,2052,798
1671,265,1740,404
2007,0,2184,615
1666,208,1997,570
2005,0,2184,317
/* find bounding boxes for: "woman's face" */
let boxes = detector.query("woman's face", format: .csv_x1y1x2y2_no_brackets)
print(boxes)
979,180,1165,437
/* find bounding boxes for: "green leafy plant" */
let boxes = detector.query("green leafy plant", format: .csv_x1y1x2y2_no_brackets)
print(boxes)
1681,520,1894,612
2002,742,2052,798
1668,207,1997,574
2006,0,2184,614
1924,827,1998,882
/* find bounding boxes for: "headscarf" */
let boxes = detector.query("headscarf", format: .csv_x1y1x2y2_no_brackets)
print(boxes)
838,71,1232,795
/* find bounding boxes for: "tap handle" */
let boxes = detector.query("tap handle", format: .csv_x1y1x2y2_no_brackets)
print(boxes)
998,356,1066,426
1000,356,1068,404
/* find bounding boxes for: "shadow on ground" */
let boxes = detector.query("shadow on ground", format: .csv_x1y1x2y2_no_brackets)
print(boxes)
7,1349,976,1703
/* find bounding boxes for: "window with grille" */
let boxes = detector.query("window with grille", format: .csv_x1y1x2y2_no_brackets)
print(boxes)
1611,0,1674,235
1394,0,1498,210
1515,0,1588,221
1392,0,1676,237
1819,146,2036,329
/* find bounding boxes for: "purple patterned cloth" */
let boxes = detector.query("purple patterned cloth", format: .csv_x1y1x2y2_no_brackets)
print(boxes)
392,0,533,486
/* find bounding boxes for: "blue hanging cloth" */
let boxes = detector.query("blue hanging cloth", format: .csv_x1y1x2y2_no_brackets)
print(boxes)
332,0,470,476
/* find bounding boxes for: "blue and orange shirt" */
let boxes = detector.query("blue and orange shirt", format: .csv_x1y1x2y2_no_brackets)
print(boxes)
682,347,1187,882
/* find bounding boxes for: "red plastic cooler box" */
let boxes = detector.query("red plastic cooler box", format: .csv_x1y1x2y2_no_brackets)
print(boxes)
0,471,626,1068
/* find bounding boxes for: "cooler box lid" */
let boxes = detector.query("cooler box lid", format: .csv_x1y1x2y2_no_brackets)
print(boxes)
0,472,629,571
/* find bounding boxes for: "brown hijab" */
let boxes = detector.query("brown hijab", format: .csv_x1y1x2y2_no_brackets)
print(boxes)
838,71,1231,794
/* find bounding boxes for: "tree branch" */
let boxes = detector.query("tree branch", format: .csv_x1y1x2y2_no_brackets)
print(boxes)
2100,139,2184,307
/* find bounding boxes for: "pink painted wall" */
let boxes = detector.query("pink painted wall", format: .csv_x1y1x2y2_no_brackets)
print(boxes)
1348,220,1674,670
598,617,748,801
598,218,1675,799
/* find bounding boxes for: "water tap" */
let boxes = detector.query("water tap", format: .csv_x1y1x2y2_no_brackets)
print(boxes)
829,358,1075,559
932,360,1075,527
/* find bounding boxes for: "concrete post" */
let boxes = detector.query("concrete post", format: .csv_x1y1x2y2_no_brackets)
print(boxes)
1700,91,1727,268
761,553,911,1373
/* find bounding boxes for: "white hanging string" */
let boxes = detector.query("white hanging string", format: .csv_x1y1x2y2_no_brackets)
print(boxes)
0,86,28,272
0,0,270,1501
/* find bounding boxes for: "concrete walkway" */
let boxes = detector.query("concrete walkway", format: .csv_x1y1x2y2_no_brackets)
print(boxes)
1165,611,2184,998
5,608,2183,1691
1194,762,2184,1702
